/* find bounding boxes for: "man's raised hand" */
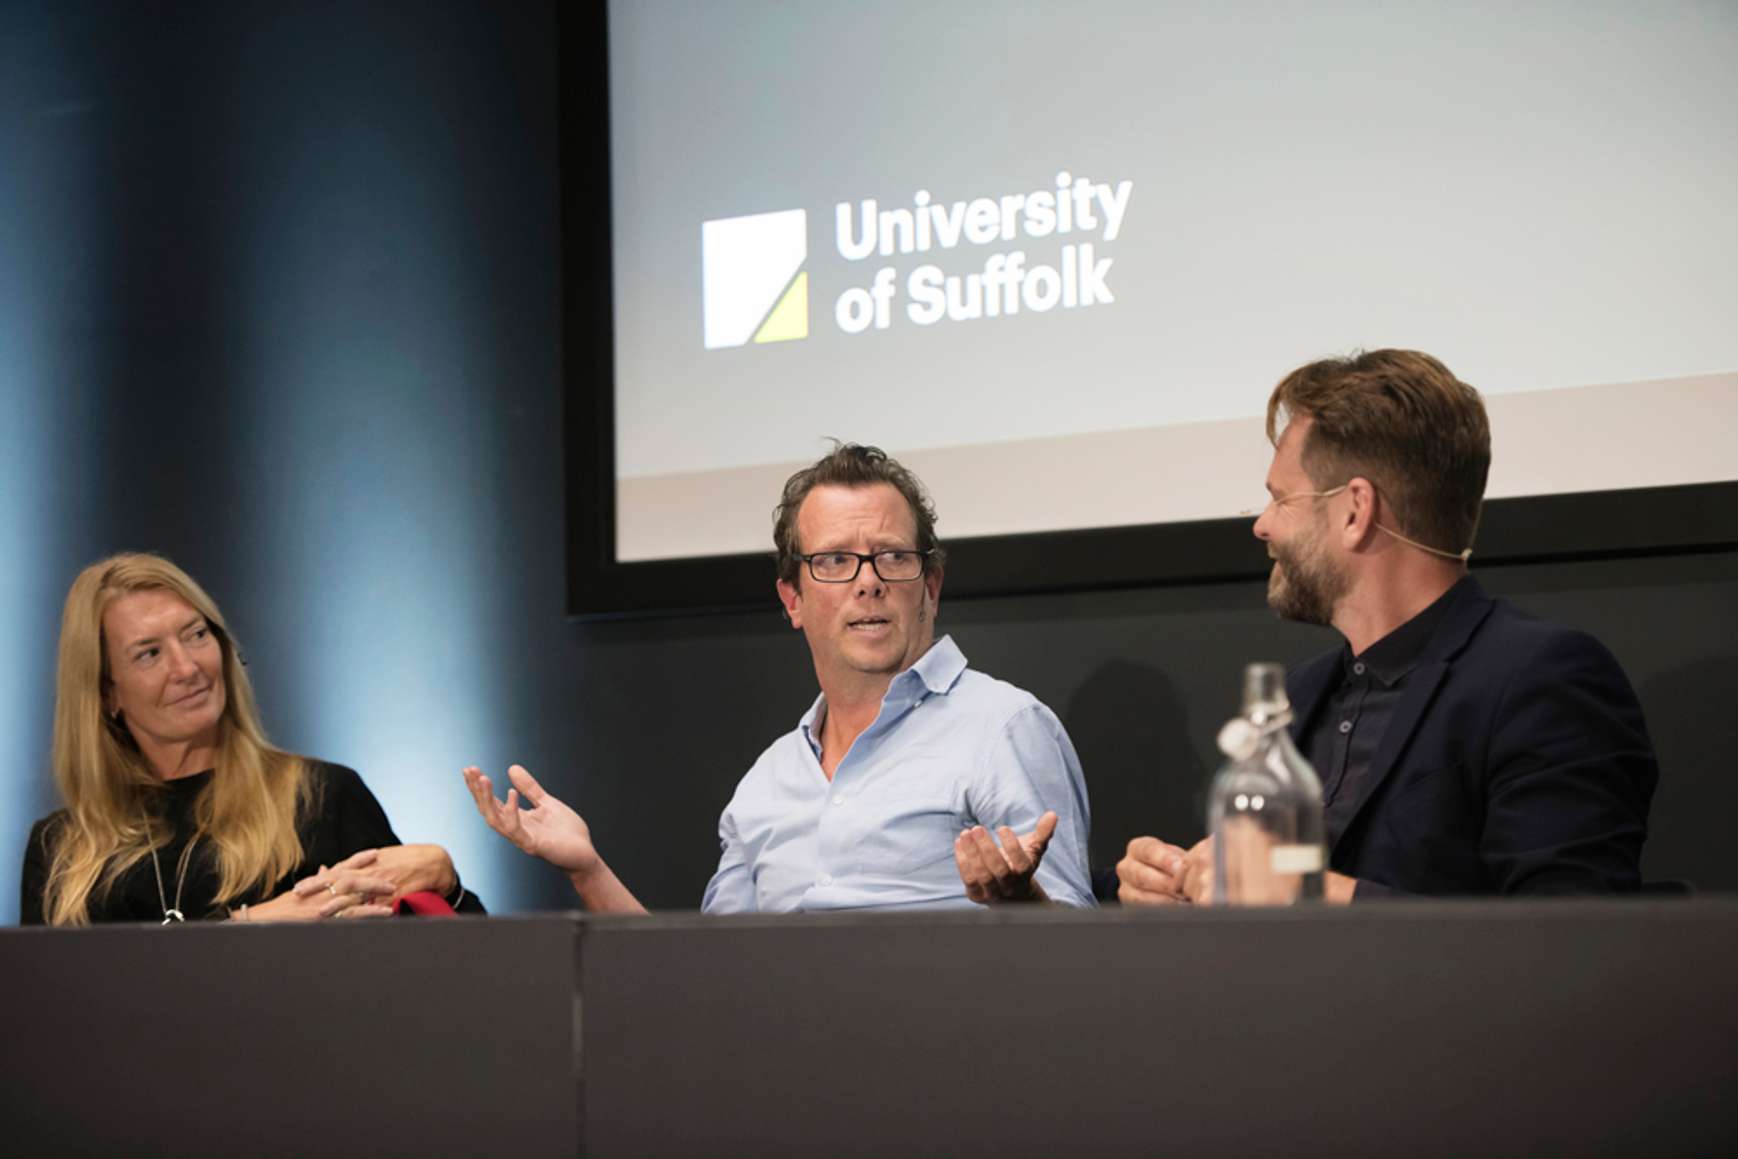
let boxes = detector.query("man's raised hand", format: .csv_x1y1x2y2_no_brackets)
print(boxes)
954,810,1057,904
462,764,599,875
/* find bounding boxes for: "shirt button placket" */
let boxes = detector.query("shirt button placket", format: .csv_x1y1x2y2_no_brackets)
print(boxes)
817,787,846,890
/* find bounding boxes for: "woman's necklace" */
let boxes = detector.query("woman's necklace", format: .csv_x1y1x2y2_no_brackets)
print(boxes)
147,828,197,924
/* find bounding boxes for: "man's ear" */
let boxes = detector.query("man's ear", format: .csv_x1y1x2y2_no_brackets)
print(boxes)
776,578,804,629
921,567,944,622
1342,477,1379,549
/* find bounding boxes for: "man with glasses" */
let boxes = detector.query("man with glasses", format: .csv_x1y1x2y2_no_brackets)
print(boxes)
465,443,1093,911
1118,349,1658,903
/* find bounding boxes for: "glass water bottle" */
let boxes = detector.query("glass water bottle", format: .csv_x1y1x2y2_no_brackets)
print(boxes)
1207,662,1326,905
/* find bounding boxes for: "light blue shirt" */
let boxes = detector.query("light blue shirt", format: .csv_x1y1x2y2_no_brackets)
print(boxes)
701,635,1094,912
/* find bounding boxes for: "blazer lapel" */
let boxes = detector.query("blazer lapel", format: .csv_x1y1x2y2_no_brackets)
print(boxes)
1331,578,1497,838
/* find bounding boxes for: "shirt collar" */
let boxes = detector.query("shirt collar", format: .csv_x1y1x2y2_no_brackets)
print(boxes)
1347,575,1474,686
903,634,968,696
798,635,967,755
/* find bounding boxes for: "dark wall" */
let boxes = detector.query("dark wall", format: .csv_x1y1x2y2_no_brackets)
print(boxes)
3,0,1733,922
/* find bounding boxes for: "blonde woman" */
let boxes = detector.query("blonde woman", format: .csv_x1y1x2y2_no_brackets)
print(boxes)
20,553,481,925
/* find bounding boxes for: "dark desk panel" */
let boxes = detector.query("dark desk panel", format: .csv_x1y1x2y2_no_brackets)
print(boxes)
580,902,1738,1158
7,904,1734,1157
0,917,578,1158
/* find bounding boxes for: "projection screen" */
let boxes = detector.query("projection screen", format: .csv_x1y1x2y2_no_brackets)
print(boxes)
569,0,1738,614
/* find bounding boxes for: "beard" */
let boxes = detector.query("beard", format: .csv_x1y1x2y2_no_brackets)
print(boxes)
1266,528,1347,627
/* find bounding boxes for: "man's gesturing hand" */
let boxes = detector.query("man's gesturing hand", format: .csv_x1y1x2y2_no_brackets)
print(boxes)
954,810,1057,904
463,764,599,875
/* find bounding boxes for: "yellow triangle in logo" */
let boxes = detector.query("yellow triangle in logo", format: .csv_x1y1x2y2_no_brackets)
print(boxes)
753,270,808,344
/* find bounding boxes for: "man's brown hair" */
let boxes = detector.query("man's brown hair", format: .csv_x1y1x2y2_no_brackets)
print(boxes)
772,443,946,586
1266,349,1491,555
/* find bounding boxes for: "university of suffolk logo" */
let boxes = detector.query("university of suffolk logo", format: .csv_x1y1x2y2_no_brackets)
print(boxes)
701,209,808,349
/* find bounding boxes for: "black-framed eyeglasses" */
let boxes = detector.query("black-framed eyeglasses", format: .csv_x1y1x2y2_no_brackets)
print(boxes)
798,549,932,583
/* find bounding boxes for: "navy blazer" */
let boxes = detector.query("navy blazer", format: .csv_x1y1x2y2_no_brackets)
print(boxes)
1286,578,1657,897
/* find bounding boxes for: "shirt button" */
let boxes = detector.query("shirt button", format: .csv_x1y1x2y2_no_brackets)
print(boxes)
1353,662,1366,675
818,874,834,887
1339,720,1353,734
831,795,845,806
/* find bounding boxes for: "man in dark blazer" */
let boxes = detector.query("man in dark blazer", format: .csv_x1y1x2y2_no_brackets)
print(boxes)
1117,349,1657,901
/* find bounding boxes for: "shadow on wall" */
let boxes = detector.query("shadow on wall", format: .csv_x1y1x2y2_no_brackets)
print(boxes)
1638,656,1738,893
1066,659,1209,874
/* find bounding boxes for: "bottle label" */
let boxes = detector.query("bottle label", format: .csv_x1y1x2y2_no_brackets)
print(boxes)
1270,844,1324,874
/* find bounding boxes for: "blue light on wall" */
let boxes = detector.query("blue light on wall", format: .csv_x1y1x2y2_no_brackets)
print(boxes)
0,203,59,923
0,2,89,923
216,21,533,912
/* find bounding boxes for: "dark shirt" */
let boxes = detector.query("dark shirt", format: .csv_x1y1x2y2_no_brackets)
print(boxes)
19,760,483,924
1307,578,1468,848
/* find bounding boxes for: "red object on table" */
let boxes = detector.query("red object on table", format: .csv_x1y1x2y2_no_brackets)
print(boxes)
394,890,458,917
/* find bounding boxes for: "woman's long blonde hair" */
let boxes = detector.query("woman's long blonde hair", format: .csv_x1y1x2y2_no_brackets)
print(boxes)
41,553,311,925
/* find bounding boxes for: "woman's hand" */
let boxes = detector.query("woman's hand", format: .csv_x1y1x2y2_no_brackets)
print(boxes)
328,844,457,902
242,851,398,922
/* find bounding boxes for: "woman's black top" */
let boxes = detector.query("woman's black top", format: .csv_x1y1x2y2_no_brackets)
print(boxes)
18,760,483,924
